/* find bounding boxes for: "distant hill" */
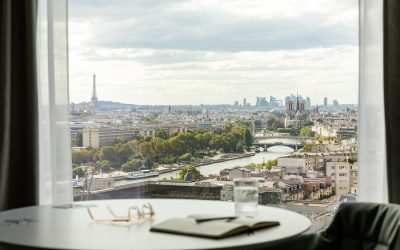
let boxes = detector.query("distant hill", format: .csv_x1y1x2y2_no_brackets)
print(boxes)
95,100,136,110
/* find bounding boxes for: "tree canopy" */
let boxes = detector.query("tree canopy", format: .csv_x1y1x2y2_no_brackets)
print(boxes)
300,126,315,137
72,123,254,171
178,165,202,181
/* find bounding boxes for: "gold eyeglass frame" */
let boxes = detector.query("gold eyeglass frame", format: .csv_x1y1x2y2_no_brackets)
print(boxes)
87,203,155,223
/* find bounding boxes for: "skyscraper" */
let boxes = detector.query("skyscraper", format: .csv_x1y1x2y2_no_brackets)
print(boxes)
324,97,328,108
306,97,311,107
333,99,339,107
91,73,98,102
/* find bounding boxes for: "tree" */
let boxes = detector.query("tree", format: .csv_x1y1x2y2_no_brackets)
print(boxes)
178,165,202,180
151,137,167,158
114,137,125,144
97,160,112,173
72,167,85,178
271,118,284,130
235,141,245,153
267,117,275,128
75,132,83,147
179,153,193,162
266,159,277,170
303,143,313,152
144,157,154,169
100,146,118,164
139,142,156,159
160,155,176,164
116,144,133,164
121,159,142,172
348,157,358,164
72,150,90,164
300,126,315,137
254,120,262,129
155,130,169,139
244,129,253,147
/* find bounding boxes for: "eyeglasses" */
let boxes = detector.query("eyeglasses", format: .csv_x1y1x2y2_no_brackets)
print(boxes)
87,203,155,223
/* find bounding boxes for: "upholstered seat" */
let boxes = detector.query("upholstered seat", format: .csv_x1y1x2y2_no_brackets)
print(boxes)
272,202,400,250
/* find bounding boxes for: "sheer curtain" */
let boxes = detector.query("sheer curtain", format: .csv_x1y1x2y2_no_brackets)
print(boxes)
358,0,388,203
37,0,72,206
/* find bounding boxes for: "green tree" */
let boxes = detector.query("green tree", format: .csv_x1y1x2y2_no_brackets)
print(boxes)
271,118,284,130
72,150,90,164
160,155,176,164
348,157,358,164
300,126,315,137
114,137,125,144
155,130,169,139
151,137,167,158
266,159,277,170
267,117,275,128
72,167,85,178
235,141,245,153
100,146,118,164
75,132,83,147
121,159,142,172
179,153,193,162
139,142,156,159
178,165,202,180
97,160,112,173
116,144,133,164
244,128,253,147
144,157,154,169
303,143,313,152
254,120,262,129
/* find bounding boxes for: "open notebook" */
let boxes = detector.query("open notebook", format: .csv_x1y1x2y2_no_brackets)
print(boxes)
150,214,280,239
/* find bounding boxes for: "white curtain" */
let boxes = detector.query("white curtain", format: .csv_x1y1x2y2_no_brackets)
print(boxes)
37,0,72,206
358,0,388,203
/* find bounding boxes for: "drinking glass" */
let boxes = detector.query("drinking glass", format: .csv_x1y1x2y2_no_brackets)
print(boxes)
233,178,258,215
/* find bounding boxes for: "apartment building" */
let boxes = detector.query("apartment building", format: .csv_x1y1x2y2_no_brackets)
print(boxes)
82,127,140,147
326,161,351,195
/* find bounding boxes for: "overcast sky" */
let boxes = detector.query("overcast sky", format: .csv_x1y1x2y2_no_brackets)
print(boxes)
68,0,358,105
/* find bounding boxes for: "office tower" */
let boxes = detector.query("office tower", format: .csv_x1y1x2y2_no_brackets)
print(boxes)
256,97,267,107
270,96,276,107
333,99,339,107
324,97,328,108
306,97,311,107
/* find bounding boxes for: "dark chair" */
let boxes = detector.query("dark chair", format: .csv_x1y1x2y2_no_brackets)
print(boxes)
273,202,400,250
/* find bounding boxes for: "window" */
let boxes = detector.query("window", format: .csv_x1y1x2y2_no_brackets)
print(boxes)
68,0,358,232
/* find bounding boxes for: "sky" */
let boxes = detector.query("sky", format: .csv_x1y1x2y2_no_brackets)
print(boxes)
68,0,359,105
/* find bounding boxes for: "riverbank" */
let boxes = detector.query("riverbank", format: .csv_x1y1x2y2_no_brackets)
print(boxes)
75,148,293,193
154,152,256,175
86,152,258,181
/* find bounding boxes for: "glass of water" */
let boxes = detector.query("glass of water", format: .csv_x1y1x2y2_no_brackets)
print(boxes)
233,178,258,215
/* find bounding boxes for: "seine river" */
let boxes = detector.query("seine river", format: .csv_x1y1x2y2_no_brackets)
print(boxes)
115,146,294,186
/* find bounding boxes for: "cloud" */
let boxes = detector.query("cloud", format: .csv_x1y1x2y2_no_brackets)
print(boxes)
68,0,359,105
69,45,358,105
69,0,358,51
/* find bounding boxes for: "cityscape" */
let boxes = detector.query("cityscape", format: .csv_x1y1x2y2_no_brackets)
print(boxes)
70,75,358,232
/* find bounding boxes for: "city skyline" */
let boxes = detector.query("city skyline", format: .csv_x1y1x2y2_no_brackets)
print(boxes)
69,0,358,105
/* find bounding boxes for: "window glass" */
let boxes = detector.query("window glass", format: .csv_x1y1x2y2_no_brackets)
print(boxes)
69,0,358,232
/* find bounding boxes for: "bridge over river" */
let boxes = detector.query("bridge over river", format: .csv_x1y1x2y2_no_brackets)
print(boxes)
253,136,313,150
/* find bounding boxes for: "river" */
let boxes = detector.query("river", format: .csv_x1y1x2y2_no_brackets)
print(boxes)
115,146,294,186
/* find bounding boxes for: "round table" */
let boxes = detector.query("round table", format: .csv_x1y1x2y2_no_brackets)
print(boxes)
0,199,311,250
